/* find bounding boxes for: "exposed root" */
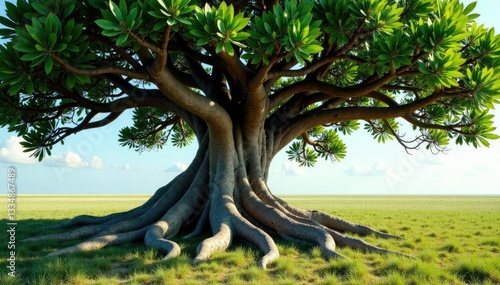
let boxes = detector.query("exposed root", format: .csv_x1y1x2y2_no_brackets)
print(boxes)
45,213,119,230
22,223,108,242
144,224,182,260
233,216,279,269
193,223,232,264
47,227,149,256
274,196,403,239
327,229,417,259
241,188,344,260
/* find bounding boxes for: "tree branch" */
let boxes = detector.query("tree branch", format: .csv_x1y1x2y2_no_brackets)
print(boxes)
155,25,172,73
86,33,143,70
51,54,149,80
275,93,441,152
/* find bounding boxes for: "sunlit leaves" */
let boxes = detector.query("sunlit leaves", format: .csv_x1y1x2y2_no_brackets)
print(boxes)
465,66,500,110
456,110,499,148
397,0,436,23
364,119,399,143
187,2,249,55
286,141,318,167
315,130,348,162
465,26,500,68
314,0,355,46
350,0,404,35
424,129,449,150
244,0,322,64
95,0,144,45
326,60,359,86
418,50,466,89
336,120,360,135
286,128,348,167
375,31,414,69
148,0,194,31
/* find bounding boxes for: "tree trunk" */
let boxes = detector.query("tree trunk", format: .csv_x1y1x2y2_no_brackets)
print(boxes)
23,123,414,269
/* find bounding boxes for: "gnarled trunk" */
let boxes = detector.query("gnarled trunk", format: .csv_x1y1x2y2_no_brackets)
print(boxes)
23,123,413,269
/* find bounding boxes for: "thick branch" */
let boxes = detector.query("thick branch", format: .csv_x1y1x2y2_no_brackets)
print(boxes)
276,94,441,152
149,69,232,138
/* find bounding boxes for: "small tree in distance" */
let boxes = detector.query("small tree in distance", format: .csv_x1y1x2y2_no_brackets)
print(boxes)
0,0,499,267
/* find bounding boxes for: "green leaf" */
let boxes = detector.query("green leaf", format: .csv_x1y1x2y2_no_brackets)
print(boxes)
21,52,45,61
102,29,123,37
48,33,57,49
12,43,37,53
115,33,128,46
463,1,477,15
109,0,124,22
44,57,53,74
25,78,34,94
215,41,224,53
301,44,323,54
95,19,122,31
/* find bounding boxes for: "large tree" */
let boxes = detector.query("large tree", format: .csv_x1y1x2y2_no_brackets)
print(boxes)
1,0,499,268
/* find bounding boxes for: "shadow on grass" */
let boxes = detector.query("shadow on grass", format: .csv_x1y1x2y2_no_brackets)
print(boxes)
0,219,185,284
0,219,300,284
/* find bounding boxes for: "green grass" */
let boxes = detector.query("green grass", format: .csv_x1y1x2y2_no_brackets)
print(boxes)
1,195,499,284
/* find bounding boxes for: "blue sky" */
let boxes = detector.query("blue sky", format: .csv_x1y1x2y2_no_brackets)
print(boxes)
1,0,499,195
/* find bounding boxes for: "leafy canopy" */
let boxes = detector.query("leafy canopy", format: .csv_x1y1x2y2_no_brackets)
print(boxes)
0,0,499,165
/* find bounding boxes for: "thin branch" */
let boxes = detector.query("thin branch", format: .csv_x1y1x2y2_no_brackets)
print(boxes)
169,42,220,67
405,115,473,135
13,102,81,114
155,25,172,72
86,33,142,70
382,119,419,154
51,54,149,80
128,31,161,54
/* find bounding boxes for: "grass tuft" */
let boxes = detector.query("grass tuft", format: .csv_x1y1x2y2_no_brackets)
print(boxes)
236,266,269,282
321,258,369,282
376,271,406,285
439,242,463,253
453,259,500,284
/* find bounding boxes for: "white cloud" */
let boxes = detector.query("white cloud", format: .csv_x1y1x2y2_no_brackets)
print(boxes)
45,151,104,169
281,161,306,176
112,163,133,170
344,162,388,176
89,156,104,169
0,136,38,165
166,162,188,172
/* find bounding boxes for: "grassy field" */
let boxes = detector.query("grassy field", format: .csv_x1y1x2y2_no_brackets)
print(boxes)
1,195,499,284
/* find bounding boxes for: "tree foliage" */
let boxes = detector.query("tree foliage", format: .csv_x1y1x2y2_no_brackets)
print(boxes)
0,0,499,164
